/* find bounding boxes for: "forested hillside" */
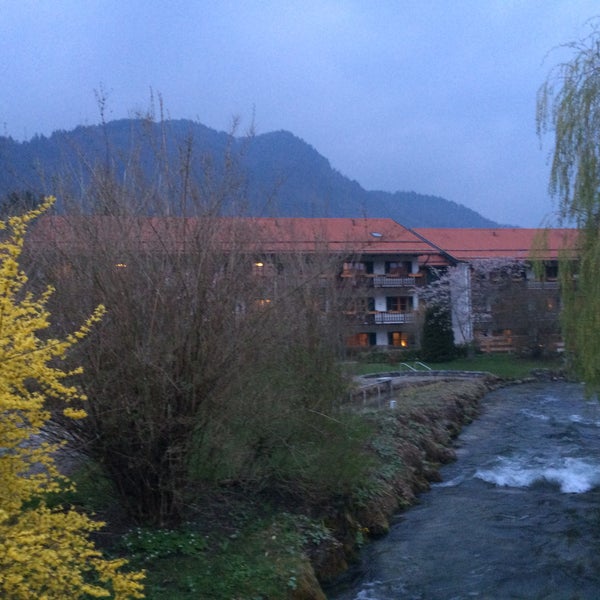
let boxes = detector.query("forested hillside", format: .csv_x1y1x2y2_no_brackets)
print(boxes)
0,119,501,227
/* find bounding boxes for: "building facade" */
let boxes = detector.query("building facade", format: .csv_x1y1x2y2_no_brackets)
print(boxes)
27,214,577,354
415,227,577,354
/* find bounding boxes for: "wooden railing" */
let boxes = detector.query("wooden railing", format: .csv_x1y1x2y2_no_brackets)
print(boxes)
476,334,564,354
476,335,518,354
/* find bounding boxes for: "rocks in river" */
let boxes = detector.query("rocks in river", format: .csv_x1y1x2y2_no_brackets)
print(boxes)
529,368,570,381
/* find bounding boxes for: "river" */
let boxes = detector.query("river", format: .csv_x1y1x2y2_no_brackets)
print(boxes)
328,381,600,599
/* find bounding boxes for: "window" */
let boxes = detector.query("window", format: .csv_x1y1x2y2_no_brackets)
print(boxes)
345,297,375,313
546,297,559,312
389,331,410,348
252,260,275,277
386,296,412,312
544,263,558,281
347,332,376,347
254,298,272,308
385,261,412,276
341,261,373,277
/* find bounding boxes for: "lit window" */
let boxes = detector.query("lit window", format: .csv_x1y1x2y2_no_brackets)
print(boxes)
347,332,374,347
253,260,275,276
389,331,410,347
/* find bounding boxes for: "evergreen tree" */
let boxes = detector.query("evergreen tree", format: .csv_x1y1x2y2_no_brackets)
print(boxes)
421,305,455,363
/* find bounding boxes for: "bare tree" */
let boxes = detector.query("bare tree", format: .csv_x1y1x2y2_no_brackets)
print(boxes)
25,115,364,525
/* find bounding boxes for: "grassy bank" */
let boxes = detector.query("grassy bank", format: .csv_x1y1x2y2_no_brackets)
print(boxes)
61,376,493,599
351,352,564,379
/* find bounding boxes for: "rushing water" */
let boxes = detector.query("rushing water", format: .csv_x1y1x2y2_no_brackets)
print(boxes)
329,382,600,600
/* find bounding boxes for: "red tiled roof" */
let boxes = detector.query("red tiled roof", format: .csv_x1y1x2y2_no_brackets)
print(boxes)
414,228,579,262
244,217,438,255
28,216,441,256
29,217,575,263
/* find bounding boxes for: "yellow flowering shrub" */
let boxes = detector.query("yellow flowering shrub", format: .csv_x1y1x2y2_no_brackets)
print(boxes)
0,197,144,599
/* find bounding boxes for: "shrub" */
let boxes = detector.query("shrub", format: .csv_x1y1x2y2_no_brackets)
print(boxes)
421,305,456,362
0,198,144,599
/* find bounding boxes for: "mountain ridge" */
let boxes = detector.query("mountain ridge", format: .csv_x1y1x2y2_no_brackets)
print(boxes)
0,119,502,227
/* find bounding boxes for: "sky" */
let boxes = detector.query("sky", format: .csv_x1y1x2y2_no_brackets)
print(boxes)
2,1,599,227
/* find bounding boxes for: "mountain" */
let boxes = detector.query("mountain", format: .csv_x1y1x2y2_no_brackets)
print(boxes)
0,119,500,227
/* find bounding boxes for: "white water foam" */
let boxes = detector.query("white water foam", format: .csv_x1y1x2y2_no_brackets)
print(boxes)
540,394,561,404
475,456,600,494
569,414,600,427
434,474,467,488
519,408,550,421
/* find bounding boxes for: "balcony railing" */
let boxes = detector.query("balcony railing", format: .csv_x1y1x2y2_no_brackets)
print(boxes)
372,275,417,288
343,311,416,325
373,311,415,324
340,273,423,288
527,280,559,290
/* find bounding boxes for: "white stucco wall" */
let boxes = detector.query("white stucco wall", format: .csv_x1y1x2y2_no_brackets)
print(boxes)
450,262,473,345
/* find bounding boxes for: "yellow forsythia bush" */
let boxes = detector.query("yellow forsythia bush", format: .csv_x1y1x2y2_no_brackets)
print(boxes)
0,197,145,599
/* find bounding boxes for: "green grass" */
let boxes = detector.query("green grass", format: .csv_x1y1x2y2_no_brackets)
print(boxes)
49,467,318,600
351,353,564,379
117,513,329,600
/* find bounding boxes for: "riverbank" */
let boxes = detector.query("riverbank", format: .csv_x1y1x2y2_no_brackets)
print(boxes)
312,375,496,598
52,356,566,598
64,373,497,599
328,380,600,599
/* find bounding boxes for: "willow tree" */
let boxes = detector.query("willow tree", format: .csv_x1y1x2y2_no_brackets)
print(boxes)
537,20,600,387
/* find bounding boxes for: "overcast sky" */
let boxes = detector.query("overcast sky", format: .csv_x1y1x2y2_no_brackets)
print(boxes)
2,1,599,226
